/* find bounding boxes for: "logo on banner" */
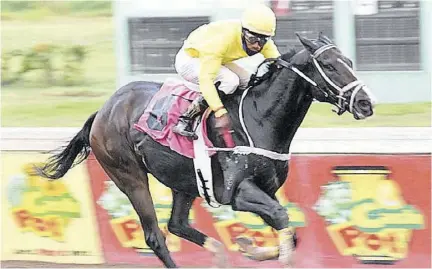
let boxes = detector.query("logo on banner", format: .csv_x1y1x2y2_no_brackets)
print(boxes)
7,163,81,242
97,174,191,254
202,188,306,251
313,166,425,264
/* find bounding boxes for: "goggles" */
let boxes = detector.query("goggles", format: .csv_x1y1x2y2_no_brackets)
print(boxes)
243,29,270,47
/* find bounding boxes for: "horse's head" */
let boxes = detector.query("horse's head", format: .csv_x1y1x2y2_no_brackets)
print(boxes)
294,33,375,119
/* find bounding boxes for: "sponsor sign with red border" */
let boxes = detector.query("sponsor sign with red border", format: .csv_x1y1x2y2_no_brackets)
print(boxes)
87,153,430,268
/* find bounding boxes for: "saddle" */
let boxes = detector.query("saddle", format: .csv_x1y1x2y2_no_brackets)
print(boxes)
134,78,215,159
134,78,221,207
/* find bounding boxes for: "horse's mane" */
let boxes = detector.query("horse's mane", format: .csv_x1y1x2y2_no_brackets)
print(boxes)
247,48,300,89
267,48,298,74
250,39,328,88
280,47,299,62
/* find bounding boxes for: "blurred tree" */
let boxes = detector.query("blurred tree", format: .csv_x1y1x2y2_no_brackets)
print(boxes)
62,45,88,85
1,1,38,12
1,49,23,85
2,43,89,86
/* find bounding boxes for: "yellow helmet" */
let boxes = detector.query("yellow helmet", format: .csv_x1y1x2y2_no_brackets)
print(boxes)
241,4,276,36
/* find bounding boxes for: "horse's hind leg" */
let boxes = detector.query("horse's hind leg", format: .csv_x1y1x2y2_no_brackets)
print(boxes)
167,191,229,268
95,159,177,268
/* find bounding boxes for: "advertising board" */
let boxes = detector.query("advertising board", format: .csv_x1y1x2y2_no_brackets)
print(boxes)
1,152,103,264
87,153,431,267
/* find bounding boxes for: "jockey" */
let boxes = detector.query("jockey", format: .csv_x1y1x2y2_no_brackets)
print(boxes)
172,4,281,145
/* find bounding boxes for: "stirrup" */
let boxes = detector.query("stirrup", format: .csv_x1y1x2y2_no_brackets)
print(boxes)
173,120,198,140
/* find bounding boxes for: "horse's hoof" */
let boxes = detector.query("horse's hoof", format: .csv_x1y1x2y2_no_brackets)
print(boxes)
235,236,254,253
279,245,295,268
278,228,296,267
236,236,279,261
214,244,229,268
204,237,230,268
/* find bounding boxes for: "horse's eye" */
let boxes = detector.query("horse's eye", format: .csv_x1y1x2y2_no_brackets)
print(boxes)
325,64,336,72
359,100,369,108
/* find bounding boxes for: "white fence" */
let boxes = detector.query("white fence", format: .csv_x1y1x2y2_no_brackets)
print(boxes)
1,127,431,154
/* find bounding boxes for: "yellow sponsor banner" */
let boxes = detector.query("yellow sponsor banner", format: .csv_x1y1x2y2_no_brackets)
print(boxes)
1,152,103,264
314,166,425,263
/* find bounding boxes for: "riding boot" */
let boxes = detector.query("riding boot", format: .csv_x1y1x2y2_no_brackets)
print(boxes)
172,95,208,140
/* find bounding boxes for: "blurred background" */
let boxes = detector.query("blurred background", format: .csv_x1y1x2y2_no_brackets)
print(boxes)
1,0,431,127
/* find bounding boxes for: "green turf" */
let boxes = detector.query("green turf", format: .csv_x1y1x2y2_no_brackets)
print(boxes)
301,102,431,127
2,83,430,127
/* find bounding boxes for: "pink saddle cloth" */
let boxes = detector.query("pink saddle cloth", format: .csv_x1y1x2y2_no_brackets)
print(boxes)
134,78,215,159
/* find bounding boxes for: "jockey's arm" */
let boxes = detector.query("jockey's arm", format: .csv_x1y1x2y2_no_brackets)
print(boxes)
198,54,227,117
261,39,281,59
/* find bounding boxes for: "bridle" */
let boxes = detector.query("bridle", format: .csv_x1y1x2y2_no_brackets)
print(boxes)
309,44,371,114
251,44,374,115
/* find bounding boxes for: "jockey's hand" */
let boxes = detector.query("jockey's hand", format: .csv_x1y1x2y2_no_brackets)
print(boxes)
215,113,235,148
215,113,232,130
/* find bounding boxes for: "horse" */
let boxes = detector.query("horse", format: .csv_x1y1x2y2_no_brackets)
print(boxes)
37,33,375,268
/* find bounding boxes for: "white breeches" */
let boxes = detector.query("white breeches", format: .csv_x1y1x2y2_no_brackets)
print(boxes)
174,47,251,94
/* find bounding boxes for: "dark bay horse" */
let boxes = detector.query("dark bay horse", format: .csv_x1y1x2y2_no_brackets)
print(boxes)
38,33,375,268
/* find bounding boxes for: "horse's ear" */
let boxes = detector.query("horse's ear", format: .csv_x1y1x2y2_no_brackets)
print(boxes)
318,32,333,45
296,33,318,54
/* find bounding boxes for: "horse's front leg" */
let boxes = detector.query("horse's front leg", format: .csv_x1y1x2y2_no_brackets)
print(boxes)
232,179,295,267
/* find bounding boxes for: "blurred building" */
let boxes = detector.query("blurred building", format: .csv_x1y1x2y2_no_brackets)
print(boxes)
113,0,431,103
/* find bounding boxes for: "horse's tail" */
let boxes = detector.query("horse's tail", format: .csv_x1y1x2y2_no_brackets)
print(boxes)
37,111,98,180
